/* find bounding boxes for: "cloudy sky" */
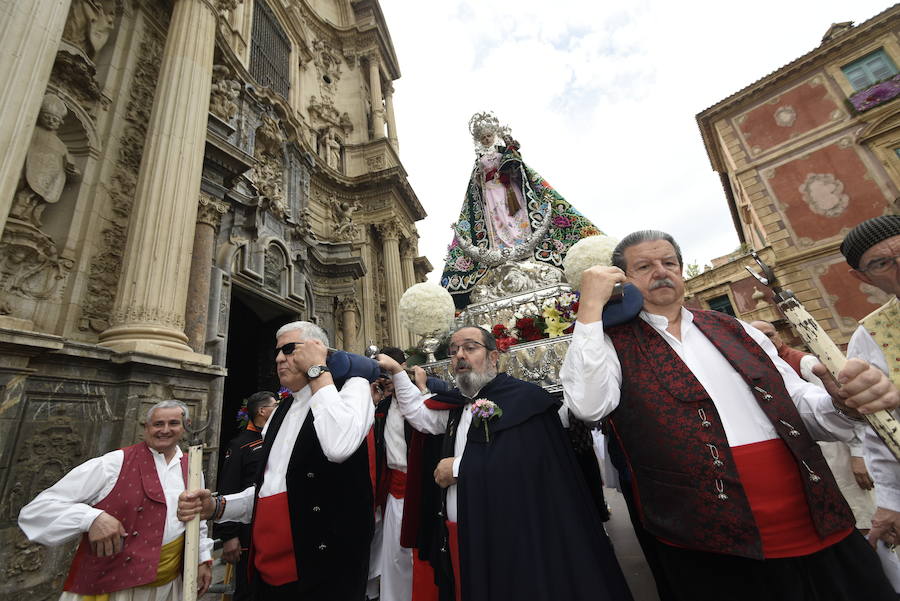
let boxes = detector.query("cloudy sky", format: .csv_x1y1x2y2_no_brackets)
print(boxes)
378,0,892,281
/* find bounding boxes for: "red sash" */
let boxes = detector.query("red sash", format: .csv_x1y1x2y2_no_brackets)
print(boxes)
252,492,298,585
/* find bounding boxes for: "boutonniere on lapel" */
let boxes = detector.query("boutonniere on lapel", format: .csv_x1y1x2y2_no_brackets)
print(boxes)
471,398,503,442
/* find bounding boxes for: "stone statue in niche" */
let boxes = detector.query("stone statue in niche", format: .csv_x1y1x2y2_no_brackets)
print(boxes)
209,65,241,122
331,196,359,241
62,0,116,59
11,94,81,228
320,128,342,171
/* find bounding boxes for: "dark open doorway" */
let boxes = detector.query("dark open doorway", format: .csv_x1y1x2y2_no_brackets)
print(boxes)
218,286,297,474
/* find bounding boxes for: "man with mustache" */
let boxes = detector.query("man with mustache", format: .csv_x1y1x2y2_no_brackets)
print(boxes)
560,230,900,601
377,326,633,601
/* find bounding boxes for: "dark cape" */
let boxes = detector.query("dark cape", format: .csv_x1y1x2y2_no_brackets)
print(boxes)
428,373,632,601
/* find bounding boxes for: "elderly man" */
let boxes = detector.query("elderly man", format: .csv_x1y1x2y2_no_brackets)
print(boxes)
18,400,212,601
216,390,278,601
560,229,899,601
378,326,633,601
179,321,375,601
841,215,900,546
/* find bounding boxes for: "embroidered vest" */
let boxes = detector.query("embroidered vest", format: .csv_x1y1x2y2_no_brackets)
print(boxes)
63,443,188,594
249,395,374,596
860,296,900,387
605,310,853,559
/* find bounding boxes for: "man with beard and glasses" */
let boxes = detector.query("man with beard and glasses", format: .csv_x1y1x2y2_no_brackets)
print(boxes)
560,229,900,601
376,326,633,601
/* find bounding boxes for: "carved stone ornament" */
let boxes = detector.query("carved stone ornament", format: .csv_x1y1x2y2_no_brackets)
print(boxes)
11,94,81,228
62,0,116,59
774,105,797,127
376,221,402,241
338,295,361,316
0,218,74,302
799,173,849,217
469,261,564,304
251,115,287,219
331,196,359,241
197,193,229,227
292,207,316,239
209,64,241,122
52,50,104,109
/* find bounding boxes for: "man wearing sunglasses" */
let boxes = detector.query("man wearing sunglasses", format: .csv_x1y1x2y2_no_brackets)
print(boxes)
842,215,900,553
178,321,375,601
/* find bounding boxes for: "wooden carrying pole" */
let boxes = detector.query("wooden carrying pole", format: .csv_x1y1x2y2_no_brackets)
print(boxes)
182,415,208,601
746,251,900,461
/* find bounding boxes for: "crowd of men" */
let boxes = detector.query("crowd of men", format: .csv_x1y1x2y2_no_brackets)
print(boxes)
17,214,900,601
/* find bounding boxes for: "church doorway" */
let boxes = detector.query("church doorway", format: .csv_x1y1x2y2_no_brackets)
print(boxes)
218,286,297,473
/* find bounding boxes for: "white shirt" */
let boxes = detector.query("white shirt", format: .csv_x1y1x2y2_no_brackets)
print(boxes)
385,398,408,472
18,445,212,562
848,324,900,511
221,377,374,523
391,371,473,522
559,308,856,447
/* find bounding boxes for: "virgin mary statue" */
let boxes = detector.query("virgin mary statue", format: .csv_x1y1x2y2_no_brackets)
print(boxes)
441,112,603,308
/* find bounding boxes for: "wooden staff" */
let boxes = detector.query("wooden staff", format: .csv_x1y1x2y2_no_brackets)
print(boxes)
746,251,900,461
182,419,208,601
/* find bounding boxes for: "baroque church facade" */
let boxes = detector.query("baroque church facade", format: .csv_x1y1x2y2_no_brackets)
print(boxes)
0,0,428,593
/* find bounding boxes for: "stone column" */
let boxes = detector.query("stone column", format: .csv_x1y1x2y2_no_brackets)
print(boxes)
99,0,231,364
399,238,417,348
185,194,228,352
0,0,73,237
338,296,360,352
357,232,377,348
384,82,398,152
368,54,385,140
377,222,404,346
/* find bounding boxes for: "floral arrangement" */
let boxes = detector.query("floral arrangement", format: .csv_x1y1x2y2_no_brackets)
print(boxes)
489,291,580,351
471,398,503,441
399,282,456,336
235,401,249,428
562,234,619,290
277,386,291,400
849,74,900,113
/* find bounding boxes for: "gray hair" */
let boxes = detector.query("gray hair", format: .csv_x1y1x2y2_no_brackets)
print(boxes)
146,399,189,424
611,230,683,272
275,320,329,346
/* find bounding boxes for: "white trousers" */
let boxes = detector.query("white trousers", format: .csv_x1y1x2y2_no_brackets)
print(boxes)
380,494,413,601
60,576,180,601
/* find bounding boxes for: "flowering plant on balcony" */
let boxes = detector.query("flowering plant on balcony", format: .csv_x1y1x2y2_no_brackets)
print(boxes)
850,74,900,113
489,291,580,351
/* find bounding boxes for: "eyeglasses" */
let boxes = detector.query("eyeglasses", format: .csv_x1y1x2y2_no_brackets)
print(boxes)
448,341,488,355
275,342,300,357
860,255,900,275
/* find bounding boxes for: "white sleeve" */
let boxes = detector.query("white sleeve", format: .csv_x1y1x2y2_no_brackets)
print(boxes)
18,450,123,546
385,398,408,471
392,371,449,435
799,354,824,387
559,320,622,423
848,325,889,374
866,426,900,512
221,486,256,524
310,377,376,463
740,321,856,443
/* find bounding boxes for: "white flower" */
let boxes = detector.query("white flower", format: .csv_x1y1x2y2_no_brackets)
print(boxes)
563,234,619,290
399,283,456,336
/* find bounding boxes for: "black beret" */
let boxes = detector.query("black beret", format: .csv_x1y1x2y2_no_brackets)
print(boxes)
840,215,900,269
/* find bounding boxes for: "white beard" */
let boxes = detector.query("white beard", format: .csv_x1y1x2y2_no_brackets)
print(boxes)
456,368,497,398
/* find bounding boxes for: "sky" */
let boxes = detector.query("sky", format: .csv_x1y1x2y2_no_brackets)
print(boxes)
378,0,893,282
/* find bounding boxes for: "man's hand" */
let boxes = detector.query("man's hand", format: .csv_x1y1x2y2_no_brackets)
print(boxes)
291,338,329,373
376,353,403,375
850,456,874,490
371,381,386,404
177,488,214,522
222,536,241,563
868,507,900,548
434,457,457,489
413,366,428,392
576,266,627,324
821,359,900,415
88,511,126,557
198,562,212,596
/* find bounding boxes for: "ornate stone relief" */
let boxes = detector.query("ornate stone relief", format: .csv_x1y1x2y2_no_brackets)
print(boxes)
264,244,286,294
338,295,361,316
366,154,385,171
312,39,342,102
249,114,288,219
0,220,74,303
197,193,229,228
209,65,241,122
318,127,343,172
773,105,797,127
376,221,402,241
80,28,164,332
62,0,117,59
331,195,359,241
799,173,849,217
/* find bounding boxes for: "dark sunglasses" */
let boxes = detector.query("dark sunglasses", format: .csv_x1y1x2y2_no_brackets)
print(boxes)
275,342,300,357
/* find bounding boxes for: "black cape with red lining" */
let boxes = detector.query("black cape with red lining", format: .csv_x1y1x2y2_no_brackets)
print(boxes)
415,373,633,601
